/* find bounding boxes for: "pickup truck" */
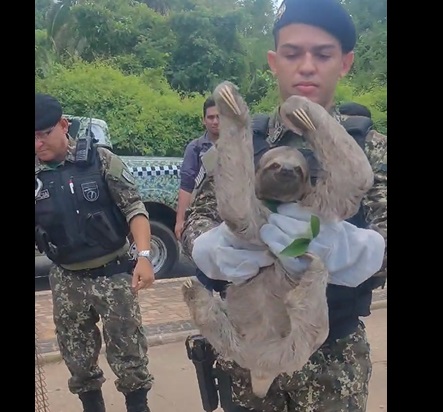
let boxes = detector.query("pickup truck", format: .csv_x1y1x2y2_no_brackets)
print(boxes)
35,115,186,279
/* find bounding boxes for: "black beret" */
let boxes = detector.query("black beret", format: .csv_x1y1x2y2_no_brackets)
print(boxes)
35,93,63,131
339,102,372,118
273,0,356,53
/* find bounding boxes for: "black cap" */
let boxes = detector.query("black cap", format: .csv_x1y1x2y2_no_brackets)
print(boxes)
35,93,63,131
339,102,372,118
273,0,356,53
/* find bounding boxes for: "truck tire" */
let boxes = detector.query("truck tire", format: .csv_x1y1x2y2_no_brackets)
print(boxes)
129,220,179,279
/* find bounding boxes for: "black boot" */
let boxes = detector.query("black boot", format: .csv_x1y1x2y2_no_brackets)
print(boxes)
124,388,150,412
78,389,106,412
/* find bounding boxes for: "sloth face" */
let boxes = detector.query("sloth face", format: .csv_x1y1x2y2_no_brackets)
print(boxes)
255,146,311,203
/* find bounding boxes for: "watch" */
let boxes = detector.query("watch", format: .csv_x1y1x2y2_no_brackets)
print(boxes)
137,250,151,262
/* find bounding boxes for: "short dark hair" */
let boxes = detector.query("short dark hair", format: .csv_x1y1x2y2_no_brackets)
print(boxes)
203,96,216,118
272,0,356,53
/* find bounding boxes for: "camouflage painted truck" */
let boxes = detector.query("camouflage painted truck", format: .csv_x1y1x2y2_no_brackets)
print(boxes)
35,115,185,279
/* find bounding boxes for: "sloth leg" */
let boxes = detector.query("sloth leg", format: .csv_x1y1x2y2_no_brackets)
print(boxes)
253,255,329,379
281,253,329,363
182,278,239,358
249,370,278,399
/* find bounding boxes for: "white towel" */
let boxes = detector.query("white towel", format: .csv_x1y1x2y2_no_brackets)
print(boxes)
192,203,386,287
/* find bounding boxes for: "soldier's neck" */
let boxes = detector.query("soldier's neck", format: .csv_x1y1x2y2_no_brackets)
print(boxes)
208,132,218,143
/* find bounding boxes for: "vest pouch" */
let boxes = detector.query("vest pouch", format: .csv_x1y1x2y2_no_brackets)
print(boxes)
84,211,124,251
35,225,59,260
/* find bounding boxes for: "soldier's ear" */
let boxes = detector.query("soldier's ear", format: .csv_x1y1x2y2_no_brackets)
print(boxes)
267,50,277,75
340,51,354,78
60,117,69,134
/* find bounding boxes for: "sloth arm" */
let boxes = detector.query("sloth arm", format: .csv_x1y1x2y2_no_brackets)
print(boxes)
181,122,270,260
181,175,222,259
361,130,387,278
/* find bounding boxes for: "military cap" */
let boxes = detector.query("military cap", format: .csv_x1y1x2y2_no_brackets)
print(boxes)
35,93,63,131
273,0,356,53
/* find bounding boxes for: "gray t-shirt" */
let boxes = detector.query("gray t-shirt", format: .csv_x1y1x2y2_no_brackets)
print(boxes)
180,132,213,193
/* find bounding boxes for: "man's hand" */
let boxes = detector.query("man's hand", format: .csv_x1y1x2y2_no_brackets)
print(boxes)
175,219,184,240
132,258,155,292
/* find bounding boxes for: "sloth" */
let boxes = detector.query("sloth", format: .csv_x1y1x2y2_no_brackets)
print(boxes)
182,81,374,398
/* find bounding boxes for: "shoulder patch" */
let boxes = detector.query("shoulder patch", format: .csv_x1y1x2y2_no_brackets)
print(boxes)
108,154,124,177
107,153,136,185
122,168,136,185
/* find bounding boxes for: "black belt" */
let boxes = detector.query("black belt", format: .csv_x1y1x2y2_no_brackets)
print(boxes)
70,255,135,278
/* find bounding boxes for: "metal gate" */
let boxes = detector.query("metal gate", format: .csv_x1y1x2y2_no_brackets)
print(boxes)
35,321,50,411
35,177,50,411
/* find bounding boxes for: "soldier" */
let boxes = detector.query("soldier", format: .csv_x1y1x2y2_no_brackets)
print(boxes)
182,0,387,411
175,96,219,240
35,93,155,412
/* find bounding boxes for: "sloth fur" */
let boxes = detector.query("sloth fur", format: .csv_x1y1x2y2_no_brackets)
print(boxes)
182,81,374,398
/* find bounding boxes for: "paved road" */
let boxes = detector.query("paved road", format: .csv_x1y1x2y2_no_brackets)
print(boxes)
40,307,387,412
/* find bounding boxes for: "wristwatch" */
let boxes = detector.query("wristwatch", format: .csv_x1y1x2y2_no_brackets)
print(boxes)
137,250,152,262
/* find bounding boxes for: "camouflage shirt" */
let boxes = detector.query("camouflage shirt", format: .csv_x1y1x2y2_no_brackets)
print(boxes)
181,107,387,278
35,138,149,269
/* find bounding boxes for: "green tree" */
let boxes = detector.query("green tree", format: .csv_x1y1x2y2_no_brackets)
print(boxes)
165,8,249,94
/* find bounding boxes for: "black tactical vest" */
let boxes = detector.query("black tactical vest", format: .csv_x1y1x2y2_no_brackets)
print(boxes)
251,104,381,341
35,145,129,265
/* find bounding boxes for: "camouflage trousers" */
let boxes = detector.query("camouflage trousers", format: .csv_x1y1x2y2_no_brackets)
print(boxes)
48,265,154,395
216,322,371,412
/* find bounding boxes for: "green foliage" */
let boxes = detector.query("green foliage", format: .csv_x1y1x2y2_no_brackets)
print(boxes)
35,29,58,78
35,61,205,157
35,0,388,156
165,8,249,94
35,0,52,30
335,82,387,134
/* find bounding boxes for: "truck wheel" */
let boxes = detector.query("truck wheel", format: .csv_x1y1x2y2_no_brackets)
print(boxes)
129,220,179,279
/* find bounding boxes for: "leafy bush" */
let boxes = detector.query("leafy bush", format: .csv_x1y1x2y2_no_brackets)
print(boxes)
35,60,206,156
335,81,387,134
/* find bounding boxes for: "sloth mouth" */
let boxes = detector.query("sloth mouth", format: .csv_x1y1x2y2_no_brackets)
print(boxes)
277,169,297,179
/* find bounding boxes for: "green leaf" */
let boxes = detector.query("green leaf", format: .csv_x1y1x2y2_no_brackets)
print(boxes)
262,199,281,213
310,215,320,238
279,237,311,258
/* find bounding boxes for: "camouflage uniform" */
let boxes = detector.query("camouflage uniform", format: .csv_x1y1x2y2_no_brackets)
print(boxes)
35,140,154,396
181,107,387,411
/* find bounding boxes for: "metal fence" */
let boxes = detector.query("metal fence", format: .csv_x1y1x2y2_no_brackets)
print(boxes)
35,320,50,411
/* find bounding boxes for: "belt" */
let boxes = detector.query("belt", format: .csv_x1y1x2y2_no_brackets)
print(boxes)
70,255,135,278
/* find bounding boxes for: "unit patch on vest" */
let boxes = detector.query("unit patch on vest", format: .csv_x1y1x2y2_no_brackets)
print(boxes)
36,189,50,201
81,182,99,202
122,169,136,185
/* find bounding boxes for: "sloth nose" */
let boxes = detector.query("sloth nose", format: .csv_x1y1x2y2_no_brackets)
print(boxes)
279,165,295,176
